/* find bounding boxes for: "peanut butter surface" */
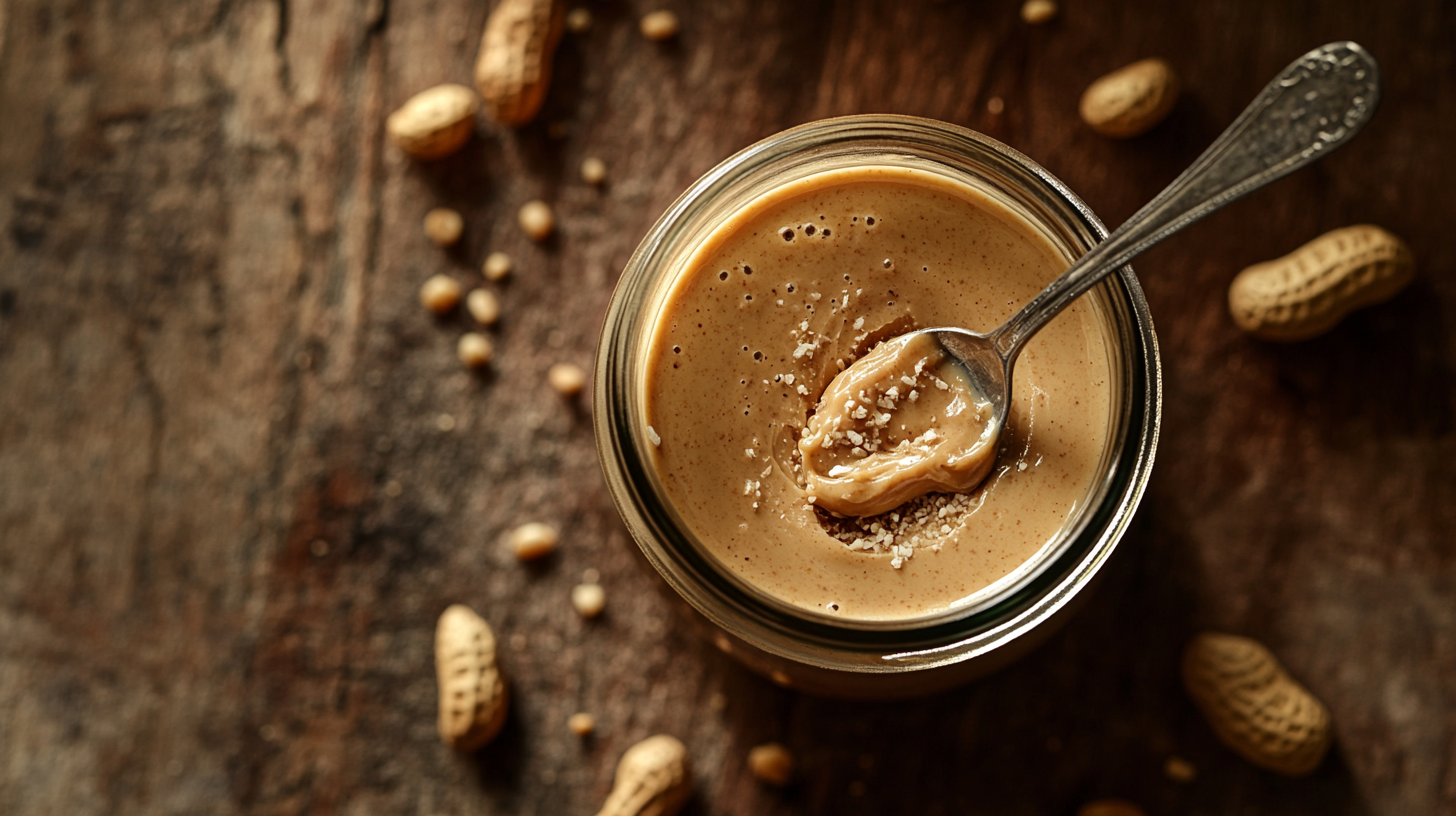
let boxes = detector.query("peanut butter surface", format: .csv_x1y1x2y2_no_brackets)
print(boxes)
644,166,1111,621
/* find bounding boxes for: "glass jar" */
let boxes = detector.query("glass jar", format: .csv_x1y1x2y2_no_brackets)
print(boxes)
593,115,1160,697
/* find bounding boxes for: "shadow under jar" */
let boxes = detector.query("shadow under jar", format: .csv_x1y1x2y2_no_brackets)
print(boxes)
594,116,1160,698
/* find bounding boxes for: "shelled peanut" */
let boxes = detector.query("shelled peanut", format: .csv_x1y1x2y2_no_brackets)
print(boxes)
566,8,593,33
420,275,462,314
639,11,680,41
571,582,606,617
581,156,608,185
568,712,596,736
458,333,493,368
1077,801,1145,816
1228,225,1413,341
483,251,514,281
467,289,500,325
519,200,556,241
747,743,794,786
1020,0,1058,24
510,522,559,561
424,208,464,247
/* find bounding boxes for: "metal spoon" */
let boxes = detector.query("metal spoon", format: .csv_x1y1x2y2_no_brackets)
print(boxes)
921,41,1380,461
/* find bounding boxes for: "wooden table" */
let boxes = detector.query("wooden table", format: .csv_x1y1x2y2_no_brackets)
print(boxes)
2,2,1453,814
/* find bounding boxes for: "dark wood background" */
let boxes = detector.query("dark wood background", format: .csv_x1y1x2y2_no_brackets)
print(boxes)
2,1,1453,814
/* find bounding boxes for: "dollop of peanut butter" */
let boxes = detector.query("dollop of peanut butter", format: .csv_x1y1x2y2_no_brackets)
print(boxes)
798,333,997,517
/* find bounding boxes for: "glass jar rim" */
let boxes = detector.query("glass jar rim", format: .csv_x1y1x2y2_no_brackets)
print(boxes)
595,115,1161,673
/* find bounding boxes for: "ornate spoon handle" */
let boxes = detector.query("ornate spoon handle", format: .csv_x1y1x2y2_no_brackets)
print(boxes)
992,41,1382,359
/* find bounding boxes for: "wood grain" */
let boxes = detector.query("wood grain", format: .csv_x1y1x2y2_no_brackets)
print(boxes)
1,1,1453,814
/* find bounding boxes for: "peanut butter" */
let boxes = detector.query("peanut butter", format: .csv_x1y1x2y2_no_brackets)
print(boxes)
643,165,1111,621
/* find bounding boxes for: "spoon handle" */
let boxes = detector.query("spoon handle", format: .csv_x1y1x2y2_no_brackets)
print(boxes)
991,41,1382,360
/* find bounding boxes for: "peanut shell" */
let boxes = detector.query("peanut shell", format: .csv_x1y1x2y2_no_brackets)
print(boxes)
1228,225,1413,341
1079,58,1179,138
1182,632,1332,776
595,734,692,816
435,604,509,751
386,84,479,159
474,0,565,127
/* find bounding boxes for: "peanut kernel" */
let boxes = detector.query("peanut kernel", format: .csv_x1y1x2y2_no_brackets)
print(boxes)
581,156,607,185
568,712,596,736
1163,756,1197,783
483,251,514,281
518,200,555,241
548,362,587,395
566,8,593,33
466,289,500,325
1020,0,1058,24
640,10,680,41
510,522,558,561
1077,800,1147,816
420,275,462,314
386,84,478,160
747,742,794,786
458,333,493,368
424,208,464,247
571,583,606,618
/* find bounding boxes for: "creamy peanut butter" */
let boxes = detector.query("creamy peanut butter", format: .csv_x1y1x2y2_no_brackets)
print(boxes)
644,165,1111,621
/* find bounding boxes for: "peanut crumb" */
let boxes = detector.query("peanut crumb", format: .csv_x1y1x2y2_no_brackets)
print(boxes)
510,522,559,561
483,251,513,281
518,200,555,241
419,275,462,314
639,10,680,40
423,207,463,246
457,332,493,368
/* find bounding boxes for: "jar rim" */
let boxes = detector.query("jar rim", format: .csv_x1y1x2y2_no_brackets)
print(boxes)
594,115,1161,673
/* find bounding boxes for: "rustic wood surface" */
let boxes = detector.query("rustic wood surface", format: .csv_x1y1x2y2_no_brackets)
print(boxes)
2,1,1454,814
